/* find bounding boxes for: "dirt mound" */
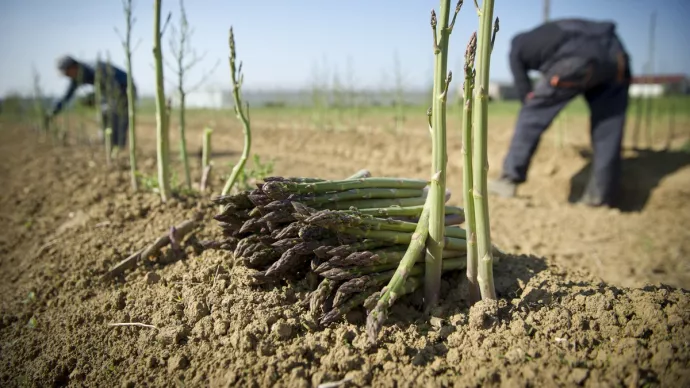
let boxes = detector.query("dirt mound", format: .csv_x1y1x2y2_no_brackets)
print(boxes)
1,123,689,387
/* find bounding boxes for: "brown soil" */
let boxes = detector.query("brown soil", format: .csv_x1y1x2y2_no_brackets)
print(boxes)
1,110,689,388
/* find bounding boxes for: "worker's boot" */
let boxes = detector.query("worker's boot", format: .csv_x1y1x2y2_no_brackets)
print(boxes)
576,177,610,207
576,191,606,207
488,176,518,198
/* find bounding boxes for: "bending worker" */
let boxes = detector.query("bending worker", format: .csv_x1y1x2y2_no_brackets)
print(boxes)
489,18,631,207
48,55,135,149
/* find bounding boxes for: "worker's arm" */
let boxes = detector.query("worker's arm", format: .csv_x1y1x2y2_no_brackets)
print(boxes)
50,80,78,116
509,44,532,104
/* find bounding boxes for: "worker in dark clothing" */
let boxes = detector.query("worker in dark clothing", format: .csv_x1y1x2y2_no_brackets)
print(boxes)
48,55,135,148
489,19,631,207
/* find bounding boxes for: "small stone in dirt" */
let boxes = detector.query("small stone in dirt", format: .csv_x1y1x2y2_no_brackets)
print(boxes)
213,320,229,336
430,316,444,329
469,300,499,330
114,291,126,310
272,321,293,340
339,329,357,343
147,356,158,369
412,352,426,366
504,347,525,365
157,325,189,345
145,272,161,285
569,368,589,385
68,368,85,381
121,380,135,388
510,318,529,337
185,300,209,324
446,348,461,363
345,370,369,386
449,313,466,326
167,354,189,373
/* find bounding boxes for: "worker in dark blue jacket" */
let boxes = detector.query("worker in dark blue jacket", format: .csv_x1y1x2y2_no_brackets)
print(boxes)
489,19,631,207
49,55,136,148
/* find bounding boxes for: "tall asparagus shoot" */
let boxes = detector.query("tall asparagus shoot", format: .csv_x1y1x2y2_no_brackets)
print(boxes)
472,0,498,300
169,0,220,190
392,50,406,133
366,198,432,344
116,0,140,191
153,0,172,202
200,127,213,192
461,32,480,305
220,27,252,197
425,0,461,310
31,66,48,134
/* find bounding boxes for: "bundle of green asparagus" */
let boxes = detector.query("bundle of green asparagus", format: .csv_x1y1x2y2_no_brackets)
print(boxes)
206,171,500,326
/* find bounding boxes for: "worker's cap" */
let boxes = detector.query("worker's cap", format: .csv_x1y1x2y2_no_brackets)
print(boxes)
56,55,78,70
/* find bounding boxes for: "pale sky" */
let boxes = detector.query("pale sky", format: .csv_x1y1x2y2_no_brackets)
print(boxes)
1,0,688,97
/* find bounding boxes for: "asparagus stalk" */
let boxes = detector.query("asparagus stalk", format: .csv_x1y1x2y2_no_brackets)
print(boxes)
202,127,212,168
325,240,394,257
261,177,429,199
445,213,465,226
342,204,464,217
462,32,481,304
427,0,462,311
310,278,339,318
320,262,402,281
221,27,252,198
327,254,470,326
303,188,425,206
321,289,377,326
320,196,429,211
472,1,498,300
263,176,325,183
326,247,464,269
366,196,431,345
264,240,332,277
305,210,467,239
200,127,212,192
333,257,467,307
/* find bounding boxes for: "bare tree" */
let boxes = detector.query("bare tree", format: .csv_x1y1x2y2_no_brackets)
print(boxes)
115,0,143,191
153,0,173,202
167,0,220,190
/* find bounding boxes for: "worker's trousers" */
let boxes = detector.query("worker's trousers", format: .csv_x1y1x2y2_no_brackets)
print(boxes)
101,98,129,149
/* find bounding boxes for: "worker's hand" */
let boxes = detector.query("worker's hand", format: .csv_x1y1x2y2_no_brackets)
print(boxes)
526,91,535,101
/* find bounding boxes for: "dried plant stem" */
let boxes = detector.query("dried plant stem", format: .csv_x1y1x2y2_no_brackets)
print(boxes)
108,322,158,329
